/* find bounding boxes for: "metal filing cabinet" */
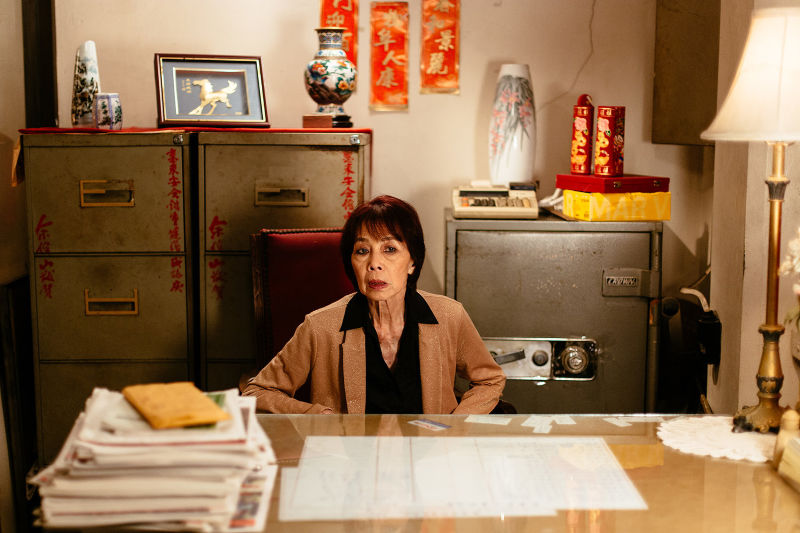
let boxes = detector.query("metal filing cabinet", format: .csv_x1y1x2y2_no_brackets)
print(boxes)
197,131,371,390
24,133,194,462
445,211,662,414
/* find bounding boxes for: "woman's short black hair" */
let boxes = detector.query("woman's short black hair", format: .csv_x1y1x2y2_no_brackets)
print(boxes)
340,195,426,290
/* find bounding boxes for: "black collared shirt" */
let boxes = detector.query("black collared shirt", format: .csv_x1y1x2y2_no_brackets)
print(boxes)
340,288,438,414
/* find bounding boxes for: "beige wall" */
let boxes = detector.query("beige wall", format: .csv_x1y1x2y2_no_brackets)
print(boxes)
53,0,712,299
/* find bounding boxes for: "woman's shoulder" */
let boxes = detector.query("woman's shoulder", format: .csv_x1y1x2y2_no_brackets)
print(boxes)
416,290,465,315
305,292,356,323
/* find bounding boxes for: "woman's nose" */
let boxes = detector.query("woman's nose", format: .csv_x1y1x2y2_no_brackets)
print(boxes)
368,259,382,271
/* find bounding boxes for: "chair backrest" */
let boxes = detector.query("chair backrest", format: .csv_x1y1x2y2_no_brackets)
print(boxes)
250,228,354,370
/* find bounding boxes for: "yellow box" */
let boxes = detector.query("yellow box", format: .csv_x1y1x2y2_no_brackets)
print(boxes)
562,189,671,221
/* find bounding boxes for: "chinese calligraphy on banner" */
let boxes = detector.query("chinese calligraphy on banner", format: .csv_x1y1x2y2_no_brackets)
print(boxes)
320,0,359,65
421,0,459,93
370,2,409,110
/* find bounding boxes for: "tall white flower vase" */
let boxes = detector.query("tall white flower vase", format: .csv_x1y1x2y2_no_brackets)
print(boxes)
71,40,101,127
488,64,536,187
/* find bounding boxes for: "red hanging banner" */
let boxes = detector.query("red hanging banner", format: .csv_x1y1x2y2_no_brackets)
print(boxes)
370,2,409,110
320,0,359,65
420,0,459,93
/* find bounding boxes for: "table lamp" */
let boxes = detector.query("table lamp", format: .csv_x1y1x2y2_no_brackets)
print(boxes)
702,7,800,432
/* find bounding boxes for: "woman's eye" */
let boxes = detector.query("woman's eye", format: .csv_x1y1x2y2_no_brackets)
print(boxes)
384,246,397,253
354,247,368,255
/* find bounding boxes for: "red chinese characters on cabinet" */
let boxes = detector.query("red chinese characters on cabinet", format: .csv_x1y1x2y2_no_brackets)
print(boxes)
208,257,225,301
166,149,183,252
38,259,55,299
35,214,53,253
320,0,359,65
208,216,227,252
207,215,228,300
341,151,356,219
35,214,55,298
166,148,184,293
170,256,184,294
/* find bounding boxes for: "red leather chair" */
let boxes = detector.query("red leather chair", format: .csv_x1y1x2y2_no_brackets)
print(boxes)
250,228,354,373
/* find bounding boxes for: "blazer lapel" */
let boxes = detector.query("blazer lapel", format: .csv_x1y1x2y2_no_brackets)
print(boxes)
341,328,366,413
418,323,443,413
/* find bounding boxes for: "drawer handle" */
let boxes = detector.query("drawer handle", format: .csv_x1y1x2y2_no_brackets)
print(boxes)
84,289,139,315
79,179,135,207
254,185,309,207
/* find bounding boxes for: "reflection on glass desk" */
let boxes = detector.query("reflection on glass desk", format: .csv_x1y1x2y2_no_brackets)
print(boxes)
258,414,800,533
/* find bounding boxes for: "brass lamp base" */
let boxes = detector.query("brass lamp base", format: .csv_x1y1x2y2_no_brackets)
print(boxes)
732,142,791,433
732,325,788,433
733,399,786,433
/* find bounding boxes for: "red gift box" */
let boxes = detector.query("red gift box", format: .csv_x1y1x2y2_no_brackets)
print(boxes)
556,173,670,193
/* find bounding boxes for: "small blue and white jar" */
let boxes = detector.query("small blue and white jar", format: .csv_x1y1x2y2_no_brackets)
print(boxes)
304,27,357,115
93,92,122,130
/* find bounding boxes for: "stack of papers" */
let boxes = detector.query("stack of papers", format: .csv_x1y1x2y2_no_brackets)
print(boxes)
31,387,277,532
280,436,647,520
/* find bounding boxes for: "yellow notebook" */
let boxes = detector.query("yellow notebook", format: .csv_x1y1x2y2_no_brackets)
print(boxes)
122,382,231,429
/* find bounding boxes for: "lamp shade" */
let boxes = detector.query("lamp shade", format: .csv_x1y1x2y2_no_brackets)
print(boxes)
702,7,800,142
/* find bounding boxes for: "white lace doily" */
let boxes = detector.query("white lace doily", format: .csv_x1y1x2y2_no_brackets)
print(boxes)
657,416,776,463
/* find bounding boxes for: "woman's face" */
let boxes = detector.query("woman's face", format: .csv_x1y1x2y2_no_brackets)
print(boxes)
350,225,415,306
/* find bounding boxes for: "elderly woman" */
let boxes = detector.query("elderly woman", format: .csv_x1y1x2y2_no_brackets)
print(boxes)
242,195,505,414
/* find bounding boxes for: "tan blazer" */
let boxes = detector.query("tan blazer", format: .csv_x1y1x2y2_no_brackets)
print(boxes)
242,290,506,414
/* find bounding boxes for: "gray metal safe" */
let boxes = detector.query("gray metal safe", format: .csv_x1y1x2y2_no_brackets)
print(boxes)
445,211,662,414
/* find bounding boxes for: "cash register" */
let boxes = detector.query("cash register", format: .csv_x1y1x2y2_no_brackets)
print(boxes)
451,182,539,219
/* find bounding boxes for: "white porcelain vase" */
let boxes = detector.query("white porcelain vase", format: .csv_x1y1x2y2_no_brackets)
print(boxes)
71,40,101,127
488,64,536,186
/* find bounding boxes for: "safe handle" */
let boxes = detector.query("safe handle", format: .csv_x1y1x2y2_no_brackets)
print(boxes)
79,179,135,207
254,185,309,207
84,288,139,316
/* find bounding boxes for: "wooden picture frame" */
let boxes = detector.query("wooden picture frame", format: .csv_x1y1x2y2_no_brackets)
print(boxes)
154,54,269,127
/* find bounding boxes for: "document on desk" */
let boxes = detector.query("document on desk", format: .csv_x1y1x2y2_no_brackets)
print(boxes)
279,436,646,521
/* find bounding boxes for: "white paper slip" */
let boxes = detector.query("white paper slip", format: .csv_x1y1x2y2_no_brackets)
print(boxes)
604,417,633,427
521,415,553,427
531,424,553,434
465,414,512,426
553,415,576,425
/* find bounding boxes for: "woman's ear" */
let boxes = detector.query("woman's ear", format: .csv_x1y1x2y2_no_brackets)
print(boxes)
408,263,415,275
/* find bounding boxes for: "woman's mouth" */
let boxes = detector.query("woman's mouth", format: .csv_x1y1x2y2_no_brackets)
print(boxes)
368,280,387,289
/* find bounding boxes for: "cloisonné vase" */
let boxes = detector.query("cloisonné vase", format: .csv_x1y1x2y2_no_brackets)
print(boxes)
304,27,357,116
71,40,101,127
488,64,536,186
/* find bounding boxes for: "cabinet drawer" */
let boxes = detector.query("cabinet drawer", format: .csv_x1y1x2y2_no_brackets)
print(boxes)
201,144,366,251
33,256,190,360
39,361,189,462
26,144,188,253
203,254,255,360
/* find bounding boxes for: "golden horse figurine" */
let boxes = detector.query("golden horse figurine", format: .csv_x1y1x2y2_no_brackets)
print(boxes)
188,79,237,115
